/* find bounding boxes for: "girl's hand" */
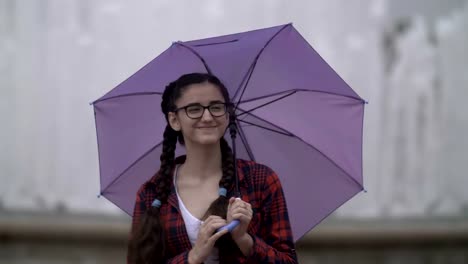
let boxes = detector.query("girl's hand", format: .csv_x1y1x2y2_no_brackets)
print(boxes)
227,197,253,242
189,215,228,264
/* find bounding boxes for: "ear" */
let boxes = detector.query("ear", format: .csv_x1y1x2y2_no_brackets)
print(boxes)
168,112,181,131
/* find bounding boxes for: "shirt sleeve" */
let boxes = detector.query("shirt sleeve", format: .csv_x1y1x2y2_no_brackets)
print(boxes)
126,185,147,264
243,166,298,263
164,251,190,264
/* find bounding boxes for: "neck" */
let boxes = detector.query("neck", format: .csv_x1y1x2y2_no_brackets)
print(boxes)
181,141,222,180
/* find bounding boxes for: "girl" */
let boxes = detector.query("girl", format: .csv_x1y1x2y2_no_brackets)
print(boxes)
128,73,297,264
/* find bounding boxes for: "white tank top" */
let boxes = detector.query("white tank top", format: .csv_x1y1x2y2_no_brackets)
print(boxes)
174,165,219,264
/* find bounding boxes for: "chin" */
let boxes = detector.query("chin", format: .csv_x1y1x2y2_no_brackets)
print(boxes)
192,135,223,146
196,138,221,145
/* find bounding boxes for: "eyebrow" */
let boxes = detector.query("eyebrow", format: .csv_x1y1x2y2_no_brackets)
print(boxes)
209,100,224,104
185,100,225,107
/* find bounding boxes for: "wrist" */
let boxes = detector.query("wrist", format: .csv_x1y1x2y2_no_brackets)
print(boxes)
234,233,254,256
188,249,200,264
234,233,249,244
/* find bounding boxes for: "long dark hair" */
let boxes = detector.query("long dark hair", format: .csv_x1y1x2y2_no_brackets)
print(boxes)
128,73,236,263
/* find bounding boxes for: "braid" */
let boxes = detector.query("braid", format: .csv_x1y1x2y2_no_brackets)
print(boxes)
220,137,235,191
216,138,239,262
202,137,235,220
129,73,235,263
156,125,178,203
128,125,178,263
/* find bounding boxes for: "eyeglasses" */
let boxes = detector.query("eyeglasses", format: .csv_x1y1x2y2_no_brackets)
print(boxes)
173,102,231,119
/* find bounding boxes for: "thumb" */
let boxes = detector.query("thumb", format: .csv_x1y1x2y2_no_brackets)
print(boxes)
228,197,235,209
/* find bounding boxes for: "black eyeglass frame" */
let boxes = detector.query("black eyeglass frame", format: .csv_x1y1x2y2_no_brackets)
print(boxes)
173,102,233,119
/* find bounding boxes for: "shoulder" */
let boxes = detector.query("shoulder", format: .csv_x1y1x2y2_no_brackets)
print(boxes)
135,173,161,202
237,159,280,187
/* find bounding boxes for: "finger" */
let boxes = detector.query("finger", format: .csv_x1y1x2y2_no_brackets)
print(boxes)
200,216,223,234
232,213,252,223
233,197,243,205
205,215,222,221
233,199,251,210
231,214,252,223
201,219,227,233
232,209,252,218
202,224,227,237
231,214,252,225
230,201,245,211
199,221,226,235
238,200,251,208
231,207,251,216
242,204,253,214
206,218,227,228
203,215,222,226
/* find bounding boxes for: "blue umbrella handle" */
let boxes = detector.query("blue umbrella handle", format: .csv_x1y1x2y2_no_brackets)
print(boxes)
217,219,240,233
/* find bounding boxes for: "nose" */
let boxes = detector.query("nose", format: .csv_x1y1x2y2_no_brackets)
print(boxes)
200,107,214,121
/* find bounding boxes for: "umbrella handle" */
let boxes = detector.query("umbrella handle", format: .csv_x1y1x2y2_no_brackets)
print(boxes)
217,219,240,233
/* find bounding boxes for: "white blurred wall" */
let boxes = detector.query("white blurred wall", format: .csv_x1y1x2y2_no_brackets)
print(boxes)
1,0,467,218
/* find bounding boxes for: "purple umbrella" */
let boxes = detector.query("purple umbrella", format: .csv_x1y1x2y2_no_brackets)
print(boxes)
91,23,366,241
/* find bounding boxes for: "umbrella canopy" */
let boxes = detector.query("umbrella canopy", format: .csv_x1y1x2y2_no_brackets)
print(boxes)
92,23,366,241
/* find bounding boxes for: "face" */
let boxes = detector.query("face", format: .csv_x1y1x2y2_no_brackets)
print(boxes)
168,82,229,146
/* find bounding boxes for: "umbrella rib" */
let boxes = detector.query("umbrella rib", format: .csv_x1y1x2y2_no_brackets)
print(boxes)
233,60,256,109
94,108,105,196
100,141,163,195
233,24,291,108
298,137,364,191
92,41,212,106
192,39,239,46
295,188,363,242
237,110,295,137
99,194,134,216
240,111,364,192
237,119,293,137
237,90,297,117
174,42,213,74
92,92,162,105
238,88,365,105
236,120,256,161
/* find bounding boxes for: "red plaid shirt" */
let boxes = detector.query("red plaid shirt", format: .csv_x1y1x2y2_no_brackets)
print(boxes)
128,158,298,264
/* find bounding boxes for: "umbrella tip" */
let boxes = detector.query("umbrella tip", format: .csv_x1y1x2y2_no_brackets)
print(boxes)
97,193,102,198
363,188,368,193
364,100,369,104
